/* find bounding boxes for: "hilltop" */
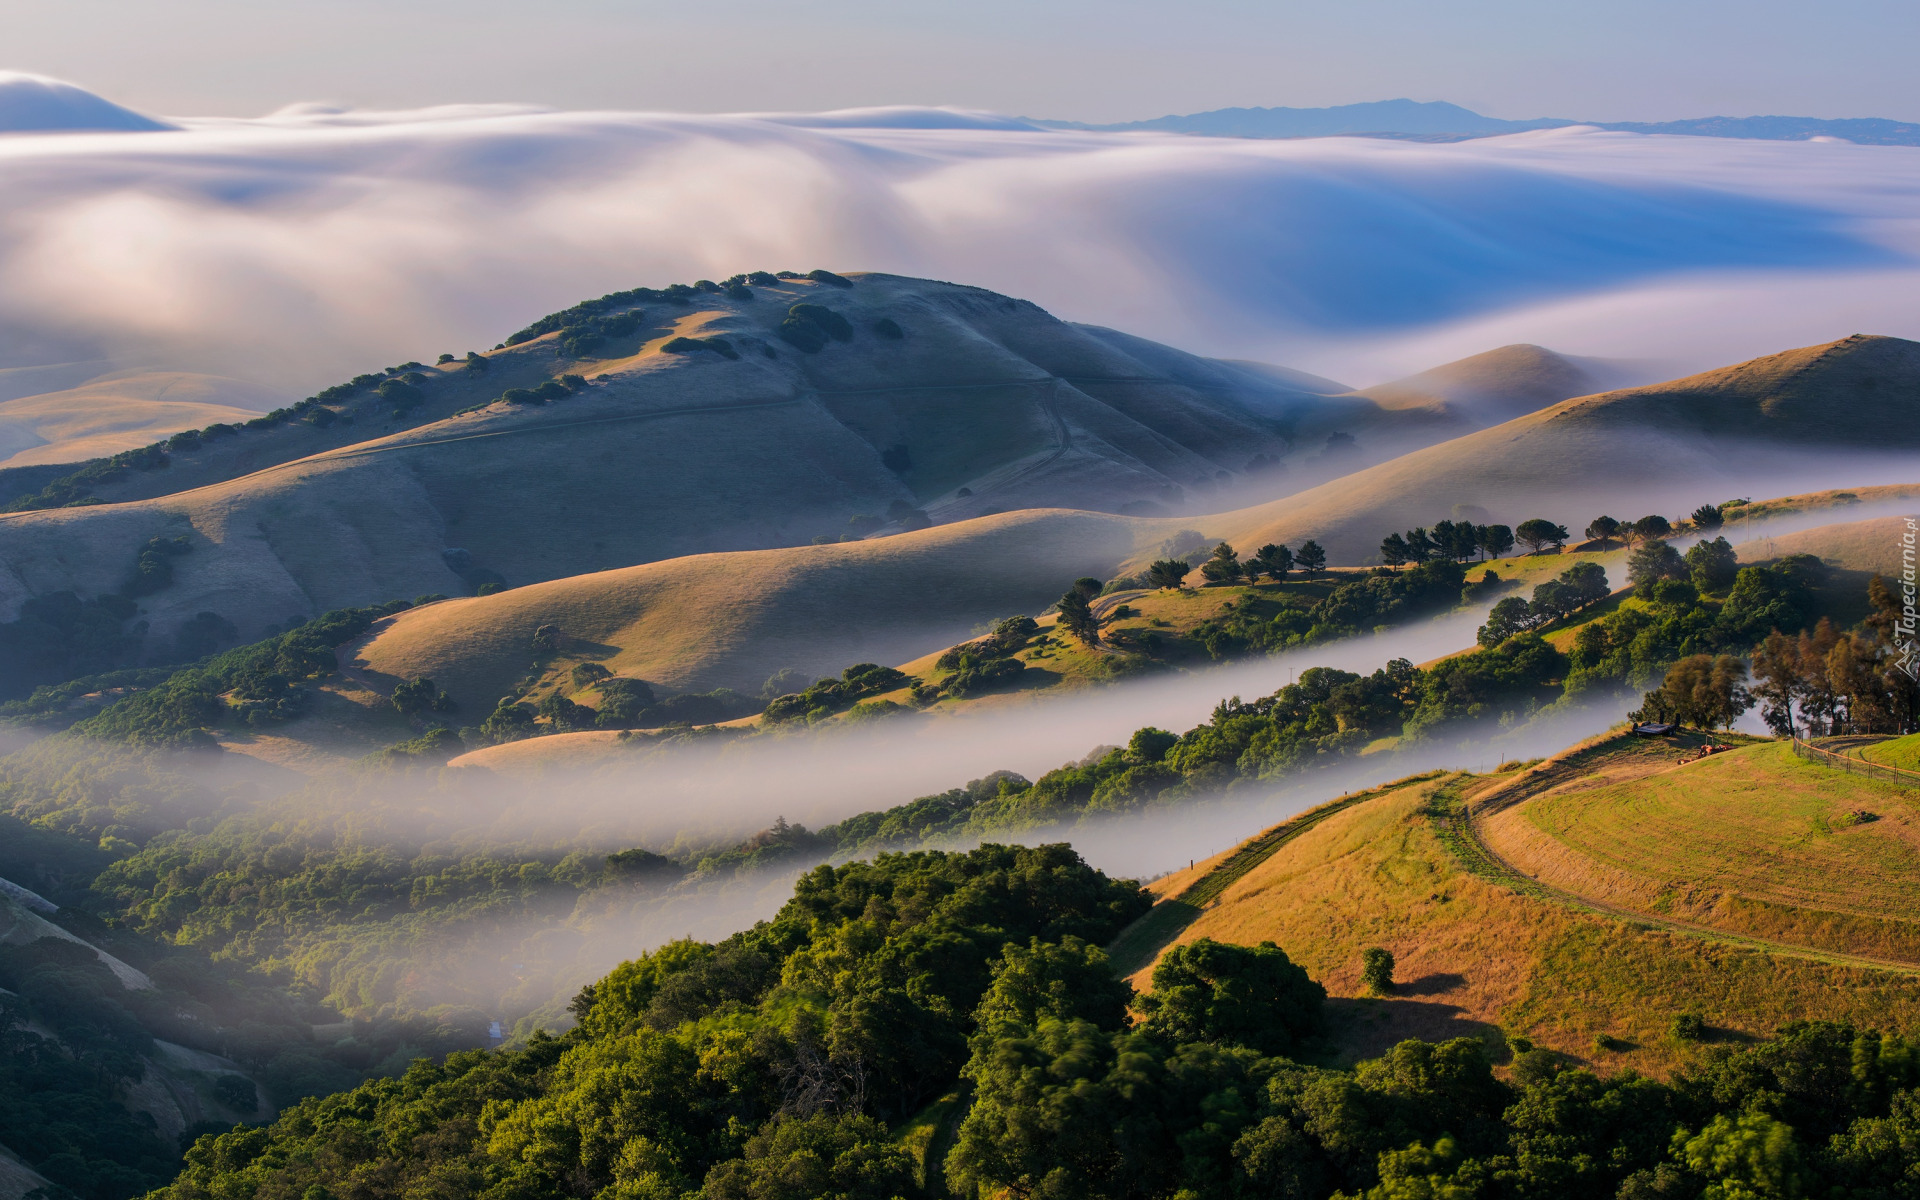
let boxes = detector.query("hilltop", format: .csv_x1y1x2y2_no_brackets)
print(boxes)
0,272,1474,651
0,367,274,470
1119,728,1920,1074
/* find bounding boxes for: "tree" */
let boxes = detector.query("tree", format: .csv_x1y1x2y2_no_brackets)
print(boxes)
1639,653,1751,729
1147,559,1191,589
1687,536,1740,594
1133,937,1325,1055
1381,533,1410,570
1585,515,1623,545
704,1113,917,1200
1478,596,1534,648
531,623,560,653
1477,524,1515,560
1252,543,1293,581
1691,503,1725,531
1073,576,1104,601
1361,947,1395,995
1057,589,1102,645
1516,519,1570,554
1405,527,1438,563
1631,514,1673,547
391,677,453,717
1628,540,1688,593
1678,1112,1807,1200
1296,541,1327,578
1749,630,1802,736
1200,543,1243,585
1562,561,1611,609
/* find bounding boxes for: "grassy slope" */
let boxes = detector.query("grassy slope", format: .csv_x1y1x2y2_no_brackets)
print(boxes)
0,370,272,468
1355,343,1645,427
1481,738,1920,964
1118,734,1920,1076
350,509,1154,706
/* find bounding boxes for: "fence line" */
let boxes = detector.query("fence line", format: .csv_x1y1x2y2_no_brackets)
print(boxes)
1790,737,1920,786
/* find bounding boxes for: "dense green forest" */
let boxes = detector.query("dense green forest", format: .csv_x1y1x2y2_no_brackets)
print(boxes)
148,843,1920,1200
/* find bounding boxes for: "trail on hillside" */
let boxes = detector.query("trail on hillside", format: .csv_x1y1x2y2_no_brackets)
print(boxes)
1437,756,1920,975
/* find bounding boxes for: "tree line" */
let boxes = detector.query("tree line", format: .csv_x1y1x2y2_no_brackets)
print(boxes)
147,840,1920,1200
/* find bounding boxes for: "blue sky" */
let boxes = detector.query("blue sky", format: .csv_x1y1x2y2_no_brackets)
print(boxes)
10,0,1918,121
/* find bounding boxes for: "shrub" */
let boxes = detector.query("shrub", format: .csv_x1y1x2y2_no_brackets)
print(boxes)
806,268,853,287
778,303,853,353
1361,946,1396,994
1670,1011,1707,1041
872,317,904,339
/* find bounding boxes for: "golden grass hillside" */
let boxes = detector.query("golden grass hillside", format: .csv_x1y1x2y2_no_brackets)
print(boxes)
0,369,272,468
1121,737,1920,1075
349,508,1154,705
1178,334,1920,568
1478,736,1920,964
0,273,1433,645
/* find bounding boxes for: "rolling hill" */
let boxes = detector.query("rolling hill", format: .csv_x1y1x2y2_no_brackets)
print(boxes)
0,368,275,468
1192,333,1920,568
1352,343,1650,428
0,273,1465,649
1116,728,1920,1074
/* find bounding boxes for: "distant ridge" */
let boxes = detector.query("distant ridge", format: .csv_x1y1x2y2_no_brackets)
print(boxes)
1037,99,1920,146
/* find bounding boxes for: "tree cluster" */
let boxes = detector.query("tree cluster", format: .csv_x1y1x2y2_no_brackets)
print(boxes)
1746,576,1919,735
1382,519,1514,567
1478,562,1612,646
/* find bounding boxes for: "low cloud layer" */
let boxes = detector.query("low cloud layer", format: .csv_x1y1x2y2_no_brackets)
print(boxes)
0,76,1916,389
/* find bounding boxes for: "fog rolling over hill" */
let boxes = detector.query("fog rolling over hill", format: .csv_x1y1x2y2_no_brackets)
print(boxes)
0,273,1473,648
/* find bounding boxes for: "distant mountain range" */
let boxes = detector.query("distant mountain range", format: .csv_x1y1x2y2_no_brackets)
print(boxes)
1036,99,1920,145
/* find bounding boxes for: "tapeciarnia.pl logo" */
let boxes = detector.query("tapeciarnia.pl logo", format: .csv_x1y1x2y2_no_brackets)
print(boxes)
1900,517,1920,681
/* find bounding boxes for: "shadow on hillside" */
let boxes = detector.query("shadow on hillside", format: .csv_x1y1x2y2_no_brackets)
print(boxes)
1322,994,1505,1065
1395,971,1467,997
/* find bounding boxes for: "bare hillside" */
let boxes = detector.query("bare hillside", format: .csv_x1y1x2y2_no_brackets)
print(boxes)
0,369,272,468
0,274,1429,645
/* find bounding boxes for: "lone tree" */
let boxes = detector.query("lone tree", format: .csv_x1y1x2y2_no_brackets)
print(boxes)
1072,576,1104,601
1690,503,1725,531
1147,559,1191,589
1584,515,1623,545
1296,540,1327,578
1252,543,1293,581
1477,524,1515,560
1515,519,1570,554
1380,533,1410,570
1361,947,1396,995
1056,588,1102,645
531,624,561,654
1201,543,1243,585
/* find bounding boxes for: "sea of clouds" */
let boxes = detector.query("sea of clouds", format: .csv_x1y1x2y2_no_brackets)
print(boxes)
2,71,1919,392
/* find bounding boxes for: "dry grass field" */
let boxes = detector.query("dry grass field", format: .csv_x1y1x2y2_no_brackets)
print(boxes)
1120,736,1920,1076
